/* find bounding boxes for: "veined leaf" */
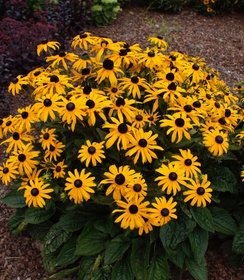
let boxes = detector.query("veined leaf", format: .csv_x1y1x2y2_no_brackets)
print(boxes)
2,189,26,208
232,221,244,254
147,254,169,280
25,202,56,224
56,237,79,267
111,254,134,280
186,257,208,280
189,227,208,264
191,207,214,233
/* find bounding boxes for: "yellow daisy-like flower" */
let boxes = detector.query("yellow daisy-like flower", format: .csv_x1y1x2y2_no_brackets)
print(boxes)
58,96,87,131
155,162,189,196
100,165,137,200
112,196,150,230
39,128,57,150
103,115,133,150
44,141,65,162
0,161,19,185
23,178,54,208
65,169,96,204
172,149,201,179
138,48,164,70
33,94,62,122
71,32,95,50
78,140,105,167
138,216,154,236
147,36,168,50
125,174,148,201
46,51,78,71
125,128,163,164
16,105,38,131
18,168,43,190
51,160,67,179
183,175,212,207
37,40,60,56
8,75,29,96
1,115,18,136
160,113,193,143
183,62,206,84
149,196,177,226
202,129,229,156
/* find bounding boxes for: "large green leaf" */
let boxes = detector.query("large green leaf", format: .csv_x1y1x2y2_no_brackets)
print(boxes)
160,213,196,250
94,216,113,234
167,247,185,269
56,237,80,267
111,254,134,280
186,257,208,280
147,254,169,280
191,207,214,232
44,224,72,254
56,211,87,233
131,238,150,280
8,208,26,234
46,266,79,279
25,202,56,224
27,221,53,241
207,166,237,193
2,189,26,208
104,234,131,265
189,227,208,264
75,224,108,256
232,221,244,254
78,256,97,280
210,207,237,235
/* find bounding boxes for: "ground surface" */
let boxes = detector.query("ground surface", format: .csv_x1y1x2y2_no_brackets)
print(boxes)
0,5,244,280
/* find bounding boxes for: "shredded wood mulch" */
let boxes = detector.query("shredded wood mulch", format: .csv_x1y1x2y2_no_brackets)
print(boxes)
0,5,244,280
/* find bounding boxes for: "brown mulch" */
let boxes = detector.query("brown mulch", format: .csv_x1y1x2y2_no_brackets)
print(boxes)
0,5,244,280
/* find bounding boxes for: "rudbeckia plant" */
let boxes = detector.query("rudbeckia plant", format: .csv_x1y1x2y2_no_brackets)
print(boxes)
1,33,244,279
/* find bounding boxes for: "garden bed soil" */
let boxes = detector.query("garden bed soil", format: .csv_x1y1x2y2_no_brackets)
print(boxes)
0,5,244,280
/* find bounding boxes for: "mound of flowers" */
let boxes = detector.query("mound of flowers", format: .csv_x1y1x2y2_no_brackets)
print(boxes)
1,33,244,279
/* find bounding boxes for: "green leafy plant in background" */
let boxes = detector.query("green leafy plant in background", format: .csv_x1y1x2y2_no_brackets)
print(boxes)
1,31,244,280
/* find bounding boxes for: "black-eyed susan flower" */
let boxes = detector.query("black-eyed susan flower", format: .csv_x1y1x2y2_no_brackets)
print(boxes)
160,113,193,143
138,48,164,70
106,47,136,69
138,216,154,236
72,53,92,72
146,111,160,127
52,160,67,179
33,94,62,122
58,96,87,131
112,196,150,230
125,174,148,201
96,59,123,86
172,149,201,179
125,128,163,164
18,168,43,190
100,165,136,200
46,51,78,71
155,162,189,195
37,40,60,56
8,75,29,96
65,169,96,204
183,175,212,207
8,144,39,176
184,62,205,84
202,129,229,156
23,178,54,208
78,140,105,167
149,196,177,226
147,36,168,50
119,75,150,99
71,32,95,50
16,105,38,131
0,161,19,185
44,141,65,162
1,115,17,136
39,128,57,150
103,116,133,150
131,109,148,129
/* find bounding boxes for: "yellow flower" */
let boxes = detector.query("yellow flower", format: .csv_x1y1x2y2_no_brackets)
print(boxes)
0,161,19,185
46,51,78,71
8,75,29,96
147,36,168,50
37,40,60,56
52,160,67,179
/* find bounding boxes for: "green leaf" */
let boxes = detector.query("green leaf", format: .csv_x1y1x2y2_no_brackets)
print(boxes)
167,248,185,269
2,189,26,208
44,224,72,254
130,238,150,280
210,207,237,235
56,211,86,232
42,252,57,273
94,216,113,234
186,257,207,280
160,213,196,250
25,202,56,224
147,254,169,280
56,237,80,267
27,221,53,241
189,227,208,264
78,256,96,280
232,222,244,254
191,207,214,232
207,166,237,193
111,254,134,280
8,208,26,234
75,224,108,256
46,266,79,279
104,234,131,265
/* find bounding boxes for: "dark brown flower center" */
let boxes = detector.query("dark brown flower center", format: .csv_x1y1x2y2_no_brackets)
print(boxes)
101,40,108,47
86,99,95,109
135,114,143,121
193,101,201,108
133,184,142,192
115,173,125,185
148,51,155,57
215,135,224,144
56,166,62,172
118,123,128,133
21,111,29,119
161,208,169,217
59,52,66,57
168,82,177,91
44,98,52,107
80,33,88,38
83,85,92,94
50,145,55,152
6,121,12,126
184,159,192,166
169,172,178,181
192,63,199,70
119,48,128,56
166,73,175,81
66,102,75,111
129,204,138,214
169,55,176,61
175,118,185,127
184,105,192,113
43,133,50,140
111,87,118,93
12,78,19,84
131,76,139,84
218,117,226,125
18,154,26,162
3,167,9,174
31,188,39,196
74,179,82,188
138,139,148,147
82,68,90,75
13,132,20,140
214,102,220,108
206,94,211,100
157,35,163,39
88,146,96,155
225,109,231,117
116,97,125,107
103,59,114,70
50,75,59,83
197,187,205,195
